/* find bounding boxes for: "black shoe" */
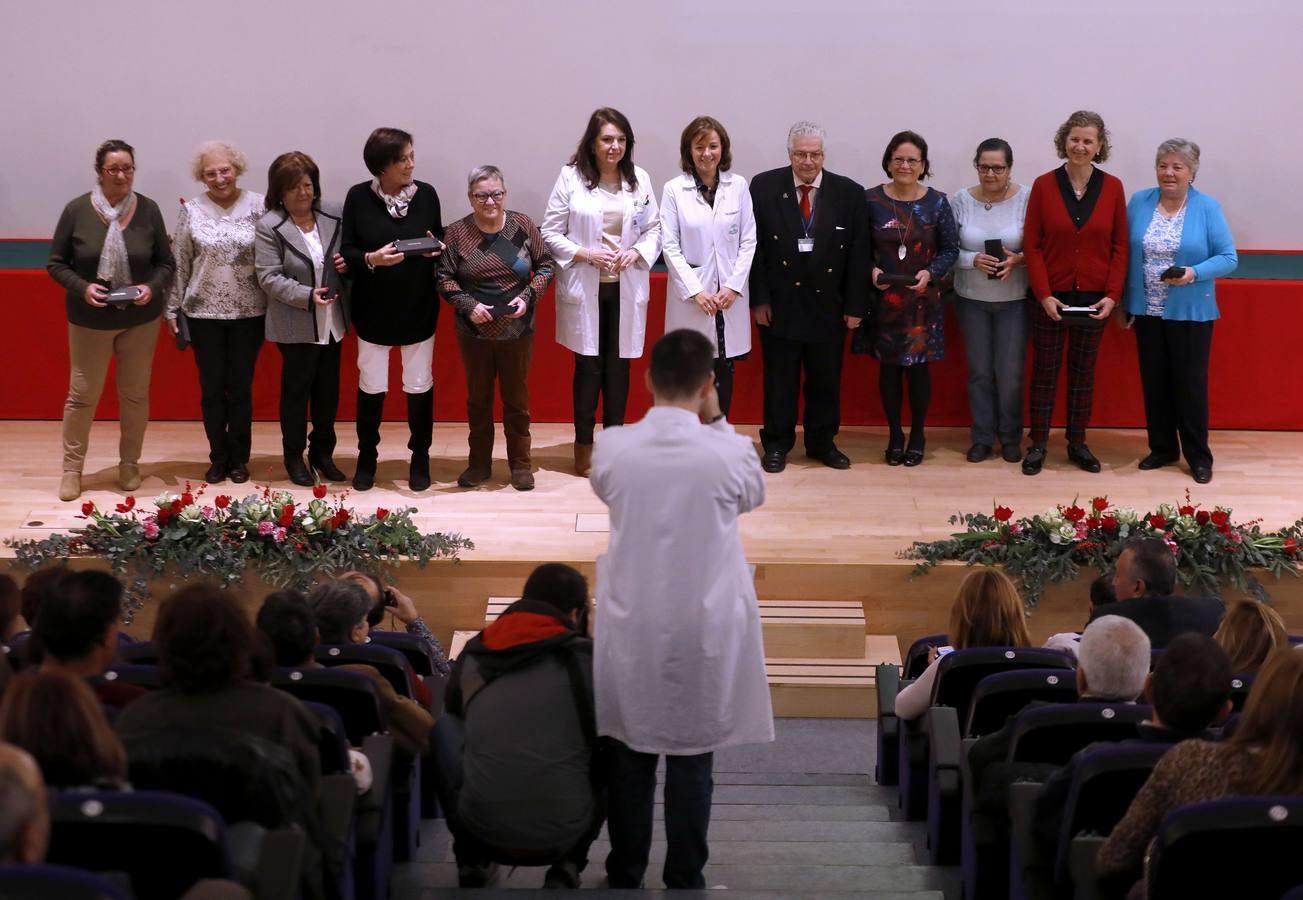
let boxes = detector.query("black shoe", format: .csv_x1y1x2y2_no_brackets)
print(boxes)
310,457,348,482
1139,452,1179,471
1192,466,1213,484
761,449,787,473
458,862,500,888
228,464,250,484
352,458,376,492
1001,444,1023,463
1067,442,1101,473
285,456,314,487
807,446,851,470
903,449,925,467
543,860,582,889
1022,445,1047,476
966,443,991,463
885,433,905,466
204,463,227,484
409,454,431,492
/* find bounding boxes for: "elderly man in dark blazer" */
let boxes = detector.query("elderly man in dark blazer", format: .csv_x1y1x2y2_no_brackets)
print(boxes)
749,121,871,473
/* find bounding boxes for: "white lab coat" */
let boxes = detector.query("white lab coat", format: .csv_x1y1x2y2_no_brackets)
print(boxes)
591,406,773,755
541,164,662,358
659,171,757,356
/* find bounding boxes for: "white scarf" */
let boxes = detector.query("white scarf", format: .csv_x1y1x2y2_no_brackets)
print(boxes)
90,184,136,288
370,178,417,219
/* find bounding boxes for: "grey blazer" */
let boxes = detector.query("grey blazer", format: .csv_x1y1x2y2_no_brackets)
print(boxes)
255,201,351,344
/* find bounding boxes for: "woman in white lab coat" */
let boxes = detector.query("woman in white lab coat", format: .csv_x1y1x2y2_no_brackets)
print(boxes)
660,116,757,417
541,107,661,477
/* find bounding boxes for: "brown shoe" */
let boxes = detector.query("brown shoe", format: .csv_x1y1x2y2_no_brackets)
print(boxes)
574,443,593,478
457,465,492,488
510,468,535,491
118,462,142,491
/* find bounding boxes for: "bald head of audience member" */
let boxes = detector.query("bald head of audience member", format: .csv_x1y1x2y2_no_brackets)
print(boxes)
0,743,49,864
1076,615,1151,701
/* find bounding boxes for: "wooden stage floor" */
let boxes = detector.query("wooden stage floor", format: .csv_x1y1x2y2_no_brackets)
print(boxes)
3,420,1301,562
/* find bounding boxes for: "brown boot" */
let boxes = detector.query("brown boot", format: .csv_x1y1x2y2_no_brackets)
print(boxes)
457,463,492,488
574,443,593,478
510,468,535,491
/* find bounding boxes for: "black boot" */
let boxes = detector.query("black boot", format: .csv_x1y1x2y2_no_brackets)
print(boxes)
353,389,386,491
406,388,433,491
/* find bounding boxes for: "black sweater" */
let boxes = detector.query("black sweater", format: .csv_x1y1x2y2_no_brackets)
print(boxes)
340,180,443,346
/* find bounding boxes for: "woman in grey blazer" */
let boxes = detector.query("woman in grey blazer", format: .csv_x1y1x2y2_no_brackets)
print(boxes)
254,152,350,485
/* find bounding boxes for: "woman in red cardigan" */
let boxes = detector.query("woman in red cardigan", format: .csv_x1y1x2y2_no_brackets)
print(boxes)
1021,110,1128,475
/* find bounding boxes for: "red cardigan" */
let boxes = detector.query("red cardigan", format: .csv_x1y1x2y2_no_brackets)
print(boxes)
1023,168,1128,302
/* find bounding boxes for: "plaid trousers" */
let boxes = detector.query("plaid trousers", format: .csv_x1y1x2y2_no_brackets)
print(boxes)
1027,300,1106,445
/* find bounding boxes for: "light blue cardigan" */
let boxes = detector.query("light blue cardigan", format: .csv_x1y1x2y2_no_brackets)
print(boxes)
1123,186,1237,321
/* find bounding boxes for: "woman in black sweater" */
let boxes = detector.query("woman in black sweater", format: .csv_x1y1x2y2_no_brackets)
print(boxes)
340,127,443,491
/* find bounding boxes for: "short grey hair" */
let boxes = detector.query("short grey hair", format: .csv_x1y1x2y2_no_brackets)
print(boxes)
190,140,249,182
467,165,505,191
787,121,827,154
1155,138,1200,176
309,580,373,644
1078,615,1151,701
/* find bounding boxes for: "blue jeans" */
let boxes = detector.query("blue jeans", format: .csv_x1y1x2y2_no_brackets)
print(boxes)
954,296,1027,447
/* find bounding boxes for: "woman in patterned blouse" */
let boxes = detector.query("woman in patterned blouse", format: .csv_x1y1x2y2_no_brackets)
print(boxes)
862,130,959,467
166,140,267,485
437,166,554,491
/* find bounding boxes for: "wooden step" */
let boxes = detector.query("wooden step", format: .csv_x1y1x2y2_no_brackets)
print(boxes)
765,636,901,720
486,596,867,659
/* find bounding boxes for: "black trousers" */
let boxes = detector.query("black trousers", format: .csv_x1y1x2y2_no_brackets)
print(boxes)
187,315,265,467
758,329,844,455
573,283,629,444
277,339,341,462
1135,315,1214,468
605,741,713,890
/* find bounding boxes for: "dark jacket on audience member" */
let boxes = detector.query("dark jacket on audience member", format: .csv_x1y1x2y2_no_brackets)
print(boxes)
114,680,323,796
1086,593,1224,649
445,598,597,853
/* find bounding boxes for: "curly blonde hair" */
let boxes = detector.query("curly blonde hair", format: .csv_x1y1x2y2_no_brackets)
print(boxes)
1053,110,1111,163
190,140,248,182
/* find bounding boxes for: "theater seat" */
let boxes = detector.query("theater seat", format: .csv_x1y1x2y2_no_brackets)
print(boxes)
0,863,130,900
315,643,413,698
1229,672,1256,712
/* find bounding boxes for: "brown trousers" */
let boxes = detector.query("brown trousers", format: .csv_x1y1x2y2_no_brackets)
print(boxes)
62,318,159,474
455,331,533,471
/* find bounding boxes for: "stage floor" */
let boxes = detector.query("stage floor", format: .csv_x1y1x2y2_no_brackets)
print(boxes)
3,421,1300,563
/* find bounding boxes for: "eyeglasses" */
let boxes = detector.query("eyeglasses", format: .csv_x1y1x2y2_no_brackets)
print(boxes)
976,164,1008,175
102,165,135,176
891,157,922,168
202,166,234,180
470,190,506,203
790,151,824,162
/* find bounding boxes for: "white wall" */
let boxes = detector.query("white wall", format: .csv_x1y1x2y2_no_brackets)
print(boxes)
3,0,1300,246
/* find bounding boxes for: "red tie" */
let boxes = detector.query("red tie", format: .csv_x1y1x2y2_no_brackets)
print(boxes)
798,184,812,225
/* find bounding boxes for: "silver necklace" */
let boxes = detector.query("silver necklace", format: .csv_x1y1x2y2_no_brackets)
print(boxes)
887,186,918,260
979,184,1010,211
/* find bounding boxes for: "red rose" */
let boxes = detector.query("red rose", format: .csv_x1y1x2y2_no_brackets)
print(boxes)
157,508,171,525
1179,505,1195,516
1091,497,1109,512
1101,516,1119,532
333,509,350,527
279,503,295,527
1285,538,1299,557
1149,514,1167,530
994,505,1013,522
170,499,183,513
215,495,230,509
115,502,131,514
124,496,135,510
181,491,194,507
376,508,389,520
312,484,327,499
81,500,95,516
1063,505,1086,523
1196,510,1210,525
1086,516,1102,530
1211,510,1230,527
1217,523,1232,536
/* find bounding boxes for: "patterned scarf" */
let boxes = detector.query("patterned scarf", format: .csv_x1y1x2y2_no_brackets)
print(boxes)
370,178,417,219
90,184,136,287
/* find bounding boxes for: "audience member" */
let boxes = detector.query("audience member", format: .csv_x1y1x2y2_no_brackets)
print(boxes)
439,563,602,889
1214,599,1288,674
266,587,432,755
114,582,322,794
31,570,145,707
1044,574,1118,657
0,575,26,643
1097,646,1303,897
1090,537,1223,647
339,570,451,676
895,568,1033,721
17,566,70,651
1032,633,1233,857
0,670,128,789
0,743,49,865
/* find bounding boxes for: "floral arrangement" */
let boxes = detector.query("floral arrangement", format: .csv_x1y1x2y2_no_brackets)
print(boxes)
903,492,1301,608
4,484,474,623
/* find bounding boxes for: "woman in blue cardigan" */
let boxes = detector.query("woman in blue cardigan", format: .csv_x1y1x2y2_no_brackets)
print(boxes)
1123,139,1236,484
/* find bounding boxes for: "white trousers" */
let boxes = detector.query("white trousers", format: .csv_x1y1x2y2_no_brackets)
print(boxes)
356,336,434,394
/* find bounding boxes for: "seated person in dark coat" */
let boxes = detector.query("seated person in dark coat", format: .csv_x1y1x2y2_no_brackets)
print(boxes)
438,563,603,890
1088,536,1224,648
1031,632,1233,857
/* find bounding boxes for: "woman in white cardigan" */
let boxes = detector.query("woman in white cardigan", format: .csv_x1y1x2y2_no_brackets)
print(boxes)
659,116,757,417
541,107,660,476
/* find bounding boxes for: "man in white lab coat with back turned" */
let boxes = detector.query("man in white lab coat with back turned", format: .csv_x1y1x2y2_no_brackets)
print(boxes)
591,328,774,890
